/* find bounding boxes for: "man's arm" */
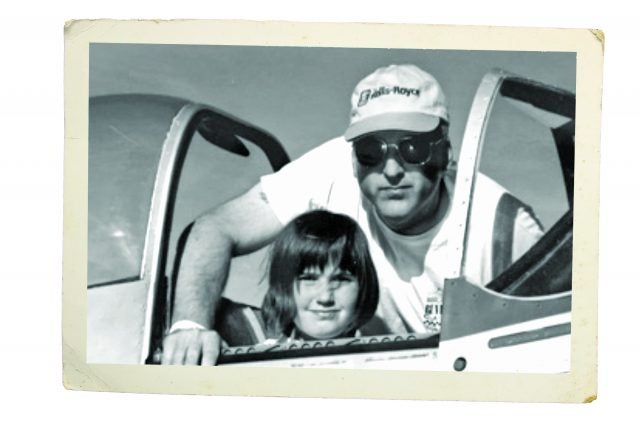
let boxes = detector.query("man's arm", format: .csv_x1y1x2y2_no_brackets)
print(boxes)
161,182,284,365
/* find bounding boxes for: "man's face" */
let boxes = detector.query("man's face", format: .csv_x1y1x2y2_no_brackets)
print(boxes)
354,130,444,235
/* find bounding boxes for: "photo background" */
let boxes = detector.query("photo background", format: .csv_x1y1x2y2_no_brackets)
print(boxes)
90,45,575,305
90,44,576,165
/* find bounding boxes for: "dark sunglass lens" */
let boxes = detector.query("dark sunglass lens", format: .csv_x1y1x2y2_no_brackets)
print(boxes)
354,137,385,166
399,137,432,164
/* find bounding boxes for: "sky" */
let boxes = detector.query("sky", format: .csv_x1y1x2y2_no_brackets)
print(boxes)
90,44,575,161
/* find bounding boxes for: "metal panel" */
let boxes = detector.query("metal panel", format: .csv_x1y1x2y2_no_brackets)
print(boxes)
440,278,571,341
87,280,148,364
446,69,507,279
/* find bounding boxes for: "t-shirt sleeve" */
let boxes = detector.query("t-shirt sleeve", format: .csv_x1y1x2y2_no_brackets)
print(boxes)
260,137,349,225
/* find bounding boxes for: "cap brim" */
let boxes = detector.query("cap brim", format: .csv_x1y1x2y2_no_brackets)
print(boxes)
344,112,441,140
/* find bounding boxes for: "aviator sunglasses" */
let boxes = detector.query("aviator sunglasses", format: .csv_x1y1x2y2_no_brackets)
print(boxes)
351,129,447,167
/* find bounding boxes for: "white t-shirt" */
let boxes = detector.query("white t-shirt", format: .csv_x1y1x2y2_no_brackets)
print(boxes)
261,137,543,334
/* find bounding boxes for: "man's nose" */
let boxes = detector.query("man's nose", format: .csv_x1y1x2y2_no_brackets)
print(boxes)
382,153,405,182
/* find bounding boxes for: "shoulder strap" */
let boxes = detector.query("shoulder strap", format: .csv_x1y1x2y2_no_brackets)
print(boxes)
215,298,268,346
491,193,521,279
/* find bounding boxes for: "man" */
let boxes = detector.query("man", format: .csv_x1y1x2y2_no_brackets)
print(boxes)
161,64,543,365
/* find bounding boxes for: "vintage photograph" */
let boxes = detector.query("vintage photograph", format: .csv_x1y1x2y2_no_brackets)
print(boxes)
87,42,575,371
63,20,600,401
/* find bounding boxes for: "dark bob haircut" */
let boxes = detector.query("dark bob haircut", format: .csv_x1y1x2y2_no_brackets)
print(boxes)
261,210,379,338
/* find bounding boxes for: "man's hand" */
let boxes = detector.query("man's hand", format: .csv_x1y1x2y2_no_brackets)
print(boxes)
168,183,282,366
161,329,222,366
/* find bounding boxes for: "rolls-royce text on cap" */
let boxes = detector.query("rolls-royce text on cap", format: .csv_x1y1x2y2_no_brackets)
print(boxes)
344,64,449,140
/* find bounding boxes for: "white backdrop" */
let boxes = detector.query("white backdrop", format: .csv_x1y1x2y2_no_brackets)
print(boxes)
1,1,635,425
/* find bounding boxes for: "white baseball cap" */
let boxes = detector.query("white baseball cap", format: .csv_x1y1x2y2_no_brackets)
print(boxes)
344,64,449,140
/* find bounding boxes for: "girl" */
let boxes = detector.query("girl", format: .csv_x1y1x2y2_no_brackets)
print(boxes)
261,210,379,341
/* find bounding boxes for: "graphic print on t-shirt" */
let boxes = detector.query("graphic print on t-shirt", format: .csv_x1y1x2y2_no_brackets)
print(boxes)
423,295,443,333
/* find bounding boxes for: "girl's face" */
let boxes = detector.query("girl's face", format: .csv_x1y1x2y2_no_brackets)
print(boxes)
293,262,359,339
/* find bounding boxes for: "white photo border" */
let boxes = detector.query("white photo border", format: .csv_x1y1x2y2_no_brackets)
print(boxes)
63,20,601,402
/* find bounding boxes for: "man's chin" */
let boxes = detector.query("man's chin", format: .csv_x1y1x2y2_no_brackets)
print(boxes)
376,204,413,224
